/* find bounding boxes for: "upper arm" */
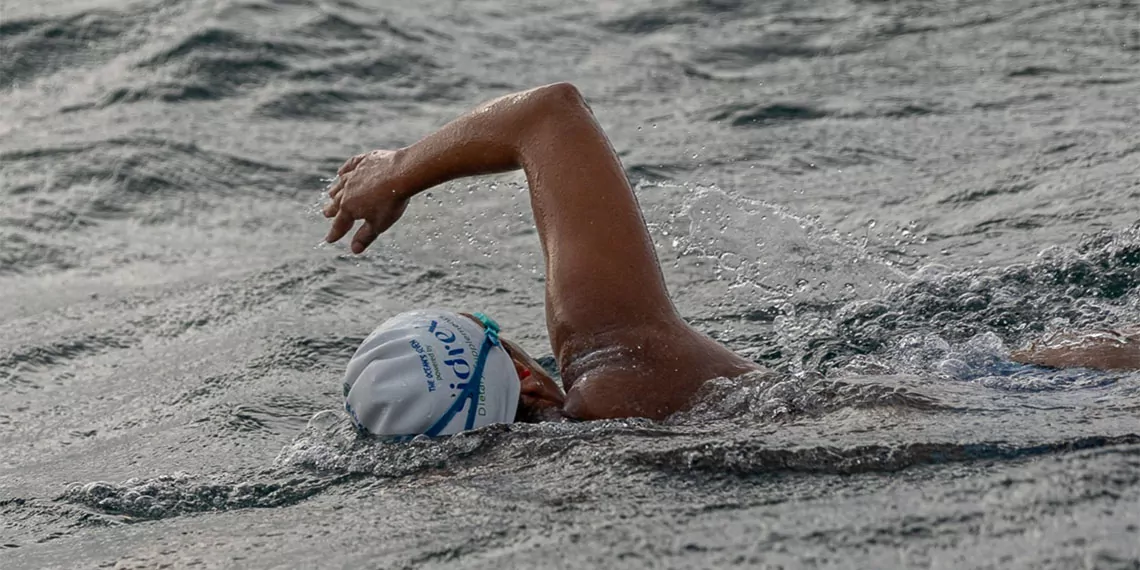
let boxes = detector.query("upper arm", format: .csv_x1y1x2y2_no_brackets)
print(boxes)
514,84,682,354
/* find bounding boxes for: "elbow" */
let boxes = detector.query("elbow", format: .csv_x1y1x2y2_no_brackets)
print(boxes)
527,82,591,119
535,81,586,104
513,82,594,147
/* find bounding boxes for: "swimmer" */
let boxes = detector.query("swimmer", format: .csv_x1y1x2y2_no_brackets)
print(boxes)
322,83,757,435
323,83,1139,437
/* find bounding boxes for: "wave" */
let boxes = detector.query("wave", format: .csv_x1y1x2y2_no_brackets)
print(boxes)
262,371,1136,483
0,260,337,397
61,471,357,521
0,136,312,259
672,370,946,423
53,346,1140,521
0,0,455,118
626,435,1140,476
0,232,76,275
813,224,1140,371
661,186,1140,377
0,332,133,387
0,11,134,90
120,27,300,104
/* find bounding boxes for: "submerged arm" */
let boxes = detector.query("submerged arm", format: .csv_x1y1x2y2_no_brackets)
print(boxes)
1011,327,1140,370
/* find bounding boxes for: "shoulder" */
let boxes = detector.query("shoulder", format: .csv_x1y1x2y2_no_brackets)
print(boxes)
558,322,760,421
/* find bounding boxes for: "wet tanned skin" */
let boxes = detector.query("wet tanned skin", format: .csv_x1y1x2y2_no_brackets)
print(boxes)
1011,327,1140,371
322,83,760,421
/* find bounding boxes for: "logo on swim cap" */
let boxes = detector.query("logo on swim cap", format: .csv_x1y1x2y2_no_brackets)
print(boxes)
341,310,520,437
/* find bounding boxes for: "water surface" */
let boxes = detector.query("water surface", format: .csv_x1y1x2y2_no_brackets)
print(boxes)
2,0,1139,567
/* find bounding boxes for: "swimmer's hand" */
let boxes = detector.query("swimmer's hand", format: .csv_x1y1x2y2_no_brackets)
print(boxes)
323,150,411,254
322,84,578,254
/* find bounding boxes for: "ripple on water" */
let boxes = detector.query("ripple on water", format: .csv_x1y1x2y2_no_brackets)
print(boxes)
62,471,355,521
766,223,1140,375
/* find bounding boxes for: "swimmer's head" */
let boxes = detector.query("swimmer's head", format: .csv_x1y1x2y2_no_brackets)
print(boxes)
342,309,564,437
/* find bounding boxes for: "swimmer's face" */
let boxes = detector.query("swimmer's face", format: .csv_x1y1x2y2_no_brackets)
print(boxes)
460,313,565,422
499,337,565,422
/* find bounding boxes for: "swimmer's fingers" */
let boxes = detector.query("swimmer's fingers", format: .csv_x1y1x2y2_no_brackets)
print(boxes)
324,171,356,217
327,177,343,198
349,201,408,253
327,167,355,198
325,153,364,201
338,153,367,176
351,221,378,254
325,210,355,244
322,193,340,218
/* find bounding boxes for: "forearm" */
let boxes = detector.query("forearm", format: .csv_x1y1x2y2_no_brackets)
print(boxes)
394,84,576,197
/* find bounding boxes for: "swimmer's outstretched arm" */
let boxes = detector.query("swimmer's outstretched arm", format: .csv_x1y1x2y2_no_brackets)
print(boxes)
1011,327,1140,370
323,82,681,354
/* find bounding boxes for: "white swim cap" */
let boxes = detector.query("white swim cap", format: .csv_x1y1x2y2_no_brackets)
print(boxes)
342,309,520,437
